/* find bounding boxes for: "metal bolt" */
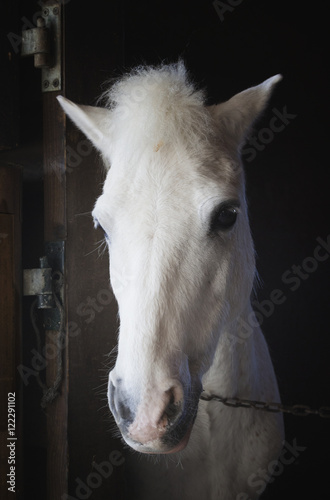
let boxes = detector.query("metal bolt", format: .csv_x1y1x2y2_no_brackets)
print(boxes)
53,7,59,15
43,80,50,89
43,8,49,16
53,78,59,88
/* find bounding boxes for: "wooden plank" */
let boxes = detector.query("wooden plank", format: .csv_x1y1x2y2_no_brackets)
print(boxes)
41,7,67,500
43,90,67,242
42,88,68,500
0,165,22,499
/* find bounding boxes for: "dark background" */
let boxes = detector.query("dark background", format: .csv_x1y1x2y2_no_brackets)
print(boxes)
1,0,329,498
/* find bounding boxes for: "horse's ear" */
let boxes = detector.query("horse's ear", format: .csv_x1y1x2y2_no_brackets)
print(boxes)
209,75,282,150
57,96,112,155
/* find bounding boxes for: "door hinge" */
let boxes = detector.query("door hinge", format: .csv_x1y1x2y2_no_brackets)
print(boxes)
21,2,62,92
24,241,65,331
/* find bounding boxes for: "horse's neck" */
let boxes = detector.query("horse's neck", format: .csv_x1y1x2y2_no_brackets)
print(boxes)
203,304,274,400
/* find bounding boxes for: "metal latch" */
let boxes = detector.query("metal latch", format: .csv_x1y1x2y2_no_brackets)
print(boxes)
21,2,62,92
24,256,54,308
23,241,64,330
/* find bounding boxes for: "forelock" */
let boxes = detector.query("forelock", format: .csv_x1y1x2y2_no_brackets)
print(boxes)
101,62,215,151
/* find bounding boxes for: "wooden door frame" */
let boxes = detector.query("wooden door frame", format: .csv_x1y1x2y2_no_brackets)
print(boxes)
0,165,22,500
42,2,67,497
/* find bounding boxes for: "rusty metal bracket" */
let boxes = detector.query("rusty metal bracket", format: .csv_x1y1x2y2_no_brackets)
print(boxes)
21,17,51,68
23,240,65,330
23,257,54,308
21,2,62,92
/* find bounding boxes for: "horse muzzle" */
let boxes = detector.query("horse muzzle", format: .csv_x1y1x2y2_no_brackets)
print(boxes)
108,376,201,454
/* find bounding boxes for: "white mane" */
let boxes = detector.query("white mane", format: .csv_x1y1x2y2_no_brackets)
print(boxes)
104,62,209,146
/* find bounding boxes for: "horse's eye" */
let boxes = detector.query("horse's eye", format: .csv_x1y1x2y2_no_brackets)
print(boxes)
210,204,238,232
217,207,238,229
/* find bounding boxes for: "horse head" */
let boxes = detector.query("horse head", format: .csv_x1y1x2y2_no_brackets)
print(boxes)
58,63,281,454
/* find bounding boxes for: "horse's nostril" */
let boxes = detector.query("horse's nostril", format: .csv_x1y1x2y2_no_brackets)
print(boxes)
164,402,179,420
118,399,134,422
162,387,183,425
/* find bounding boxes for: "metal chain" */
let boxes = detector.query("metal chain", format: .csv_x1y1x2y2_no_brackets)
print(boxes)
200,392,330,418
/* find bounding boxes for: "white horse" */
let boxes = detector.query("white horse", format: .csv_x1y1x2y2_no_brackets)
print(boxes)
58,62,284,499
